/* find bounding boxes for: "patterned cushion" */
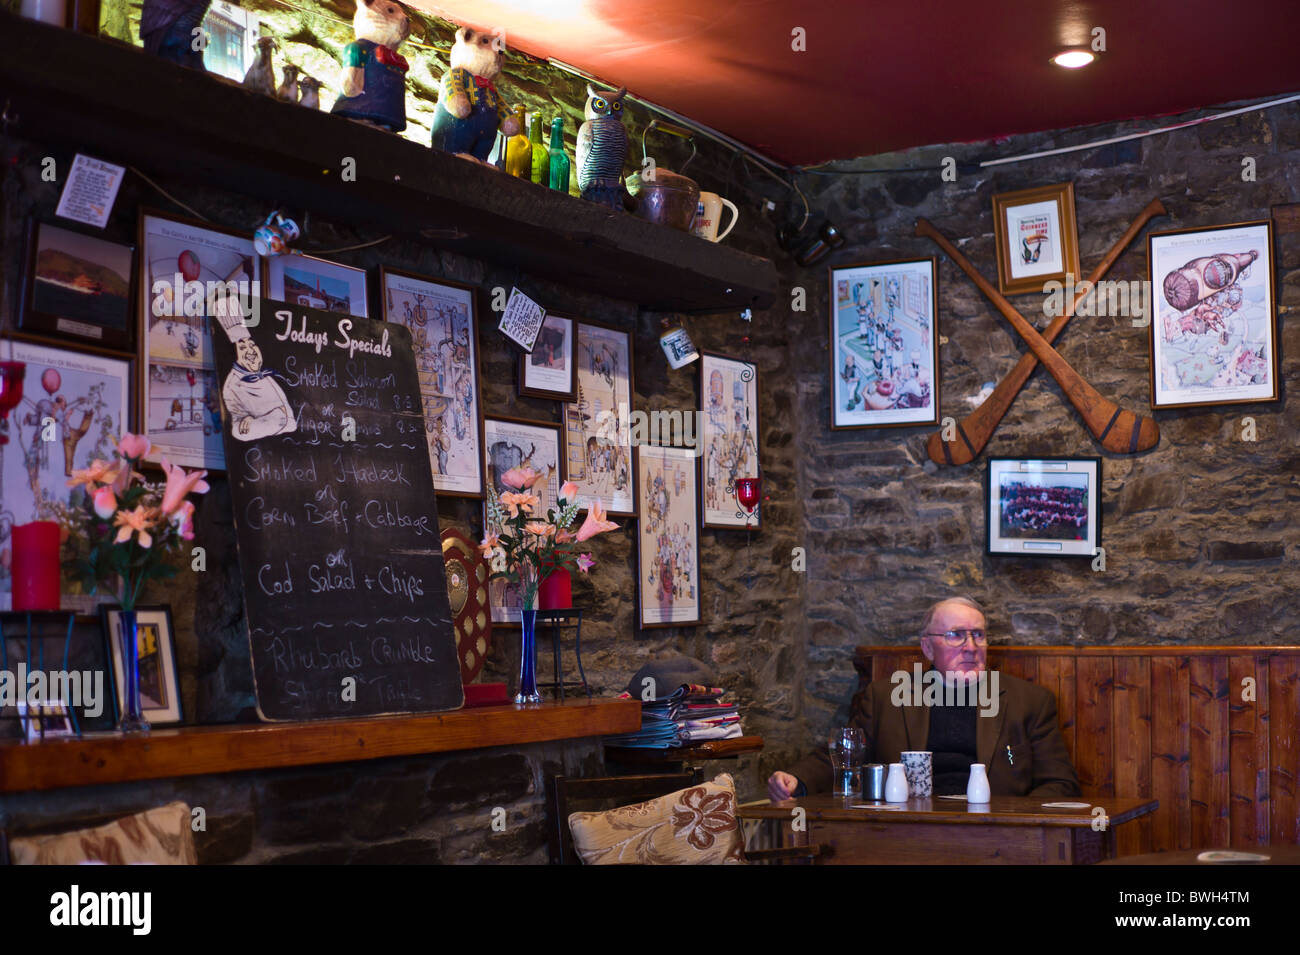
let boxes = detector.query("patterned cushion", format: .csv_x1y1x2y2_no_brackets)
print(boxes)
568,773,745,865
10,802,197,865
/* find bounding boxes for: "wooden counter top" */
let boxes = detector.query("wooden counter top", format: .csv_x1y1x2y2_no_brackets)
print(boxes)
740,795,1159,828
0,698,640,793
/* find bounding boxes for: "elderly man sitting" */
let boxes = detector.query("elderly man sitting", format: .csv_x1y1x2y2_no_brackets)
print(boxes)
770,596,1080,800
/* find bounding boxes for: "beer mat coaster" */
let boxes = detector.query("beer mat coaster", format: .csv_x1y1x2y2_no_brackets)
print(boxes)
1196,850,1270,863
848,803,909,810
1040,801,1091,809
936,795,967,800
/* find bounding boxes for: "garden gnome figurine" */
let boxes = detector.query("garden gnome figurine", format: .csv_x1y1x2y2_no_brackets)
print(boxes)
298,75,322,110
430,26,520,164
242,36,278,95
140,0,212,71
276,64,301,104
330,0,412,132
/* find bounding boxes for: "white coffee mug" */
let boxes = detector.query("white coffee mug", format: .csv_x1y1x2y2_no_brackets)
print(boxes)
691,192,739,242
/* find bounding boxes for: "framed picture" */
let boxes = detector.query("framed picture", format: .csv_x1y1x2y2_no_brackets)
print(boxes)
992,182,1081,296
138,210,256,471
379,267,485,498
16,700,76,741
986,457,1100,558
698,351,760,529
263,253,368,317
562,320,636,516
0,337,133,612
102,605,183,726
1147,220,1278,409
829,257,940,430
20,219,136,351
482,416,564,624
518,313,577,401
636,444,702,629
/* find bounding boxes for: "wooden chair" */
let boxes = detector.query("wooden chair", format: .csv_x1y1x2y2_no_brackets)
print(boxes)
547,772,821,865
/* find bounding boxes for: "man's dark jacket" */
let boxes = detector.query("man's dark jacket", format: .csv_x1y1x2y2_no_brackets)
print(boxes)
789,670,1081,797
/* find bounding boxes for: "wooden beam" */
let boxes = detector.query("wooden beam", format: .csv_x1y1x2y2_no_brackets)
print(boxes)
0,698,641,793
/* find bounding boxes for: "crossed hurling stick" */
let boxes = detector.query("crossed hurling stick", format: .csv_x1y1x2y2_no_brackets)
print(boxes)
915,198,1165,463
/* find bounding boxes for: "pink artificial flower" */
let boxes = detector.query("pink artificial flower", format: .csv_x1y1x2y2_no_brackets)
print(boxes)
114,505,159,549
92,486,117,520
560,481,579,502
555,529,575,544
575,553,595,573
524,521,555,538
159,457,210,516
478,533,501,560
575,501,619,542
116,432,152,461
170,500,196,541
500,466,541,490
499,491,539,518
67,459,119,491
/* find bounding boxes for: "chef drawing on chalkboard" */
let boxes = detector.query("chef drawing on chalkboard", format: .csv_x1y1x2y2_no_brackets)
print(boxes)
218,309,297,441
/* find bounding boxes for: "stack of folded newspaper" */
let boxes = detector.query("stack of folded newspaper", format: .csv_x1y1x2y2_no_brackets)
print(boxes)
607,684,743,748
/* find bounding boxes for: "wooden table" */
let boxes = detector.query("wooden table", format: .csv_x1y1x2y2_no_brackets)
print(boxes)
739,795,1159,864
1099,845,1300,865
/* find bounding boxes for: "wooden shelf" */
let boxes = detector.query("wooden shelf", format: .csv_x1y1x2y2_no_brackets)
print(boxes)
606,734,764,764
0,697,640,793
0,15,777,314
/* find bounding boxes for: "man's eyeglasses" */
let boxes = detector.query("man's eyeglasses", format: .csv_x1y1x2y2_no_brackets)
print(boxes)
923,629,987,647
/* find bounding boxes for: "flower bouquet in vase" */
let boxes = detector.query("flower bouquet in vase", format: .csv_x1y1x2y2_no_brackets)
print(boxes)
481,469,617,704
64,433,208,733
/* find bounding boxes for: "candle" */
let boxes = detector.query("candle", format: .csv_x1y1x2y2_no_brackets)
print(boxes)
11,521,61,611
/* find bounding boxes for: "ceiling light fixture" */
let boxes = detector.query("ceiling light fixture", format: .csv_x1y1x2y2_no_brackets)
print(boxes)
1052,50,1095,69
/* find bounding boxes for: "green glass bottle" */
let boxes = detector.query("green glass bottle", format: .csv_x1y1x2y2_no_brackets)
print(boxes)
528,113,548,185
548,116,570,193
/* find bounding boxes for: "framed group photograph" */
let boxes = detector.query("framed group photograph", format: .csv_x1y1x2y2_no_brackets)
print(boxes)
0,338,133,612
986,457,1100,558
138,210,256,472
102,605,184,726
1147,220,1278,409
562,320,636,516
699,351,760,529
380,267,485,498
992,182,1081,296
518,313,577,401
263,253,368,317
636,444,702,629
21,218,136,351
481,416,564,624
829,257,939,430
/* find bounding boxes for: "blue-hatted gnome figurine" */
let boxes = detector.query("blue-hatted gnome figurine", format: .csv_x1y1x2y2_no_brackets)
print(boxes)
330,0,412,133
430,27,520,164
577,85,631,209
140,0,212,71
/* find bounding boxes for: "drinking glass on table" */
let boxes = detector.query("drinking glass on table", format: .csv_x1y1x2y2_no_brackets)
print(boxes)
829,727,866,797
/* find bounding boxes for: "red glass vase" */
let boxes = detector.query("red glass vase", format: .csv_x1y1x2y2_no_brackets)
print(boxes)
538,567,571,610
11,521,60,611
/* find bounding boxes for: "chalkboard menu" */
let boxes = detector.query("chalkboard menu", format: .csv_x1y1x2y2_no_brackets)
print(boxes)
211,299,463,720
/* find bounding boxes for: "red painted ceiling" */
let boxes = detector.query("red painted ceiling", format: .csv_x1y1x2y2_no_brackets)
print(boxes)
415,0,1300,166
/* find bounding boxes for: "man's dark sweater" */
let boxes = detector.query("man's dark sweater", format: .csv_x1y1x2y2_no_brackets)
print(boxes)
927,701,978,795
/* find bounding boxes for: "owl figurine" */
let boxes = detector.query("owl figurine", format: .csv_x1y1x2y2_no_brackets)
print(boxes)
577,85,630,209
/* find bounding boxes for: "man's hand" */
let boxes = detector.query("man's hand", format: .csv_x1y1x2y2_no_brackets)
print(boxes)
767,771,800,802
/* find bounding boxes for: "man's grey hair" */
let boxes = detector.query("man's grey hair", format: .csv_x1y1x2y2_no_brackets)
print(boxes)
919,596,986,637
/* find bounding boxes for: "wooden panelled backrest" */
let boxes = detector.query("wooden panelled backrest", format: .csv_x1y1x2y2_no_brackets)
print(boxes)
853,645,1300,853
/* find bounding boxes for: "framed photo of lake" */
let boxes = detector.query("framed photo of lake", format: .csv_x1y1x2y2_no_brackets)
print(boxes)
1146,220,1278,409
21,219,136,351
699,351,760,529
380,267,485,498
518,312,577,401
636,444,701,629
482,416,564,624
0,337,133,612
138,210,257,472
562,319,636,517
264,253,368,318
829,257,939,429
986,457,1100,558
102,604,183,726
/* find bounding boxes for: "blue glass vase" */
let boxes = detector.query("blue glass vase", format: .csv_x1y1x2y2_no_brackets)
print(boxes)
117,609,151,734
515,608,541,704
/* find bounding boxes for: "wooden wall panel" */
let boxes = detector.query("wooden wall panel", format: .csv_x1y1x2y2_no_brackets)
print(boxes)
851,645,1299,852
